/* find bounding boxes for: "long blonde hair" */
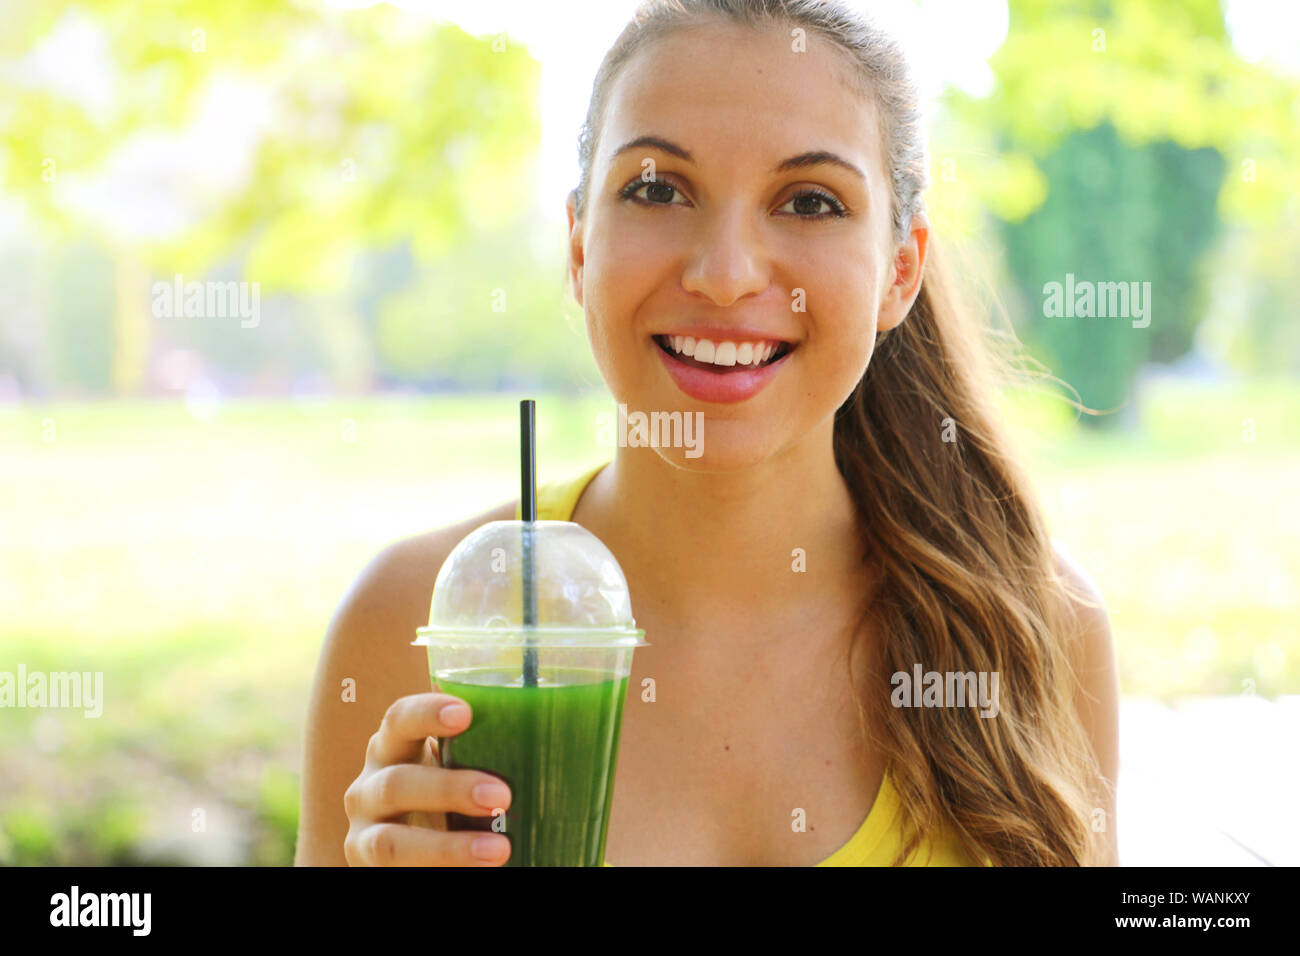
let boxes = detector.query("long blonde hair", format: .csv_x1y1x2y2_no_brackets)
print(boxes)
570,0,1107,866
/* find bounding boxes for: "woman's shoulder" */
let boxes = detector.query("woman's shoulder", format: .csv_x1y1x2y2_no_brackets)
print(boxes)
322,498,521,674
1048,539,1112,660
1048,538,1120,866
357,498,522,610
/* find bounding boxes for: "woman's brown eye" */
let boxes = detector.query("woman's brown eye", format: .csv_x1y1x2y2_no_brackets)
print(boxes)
644,182,675,203
620,178,686,206
633,181,681,204
793,195,826,215
782,190,847,219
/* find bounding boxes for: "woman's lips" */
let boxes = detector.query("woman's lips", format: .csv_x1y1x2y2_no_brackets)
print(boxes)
654,335,794,404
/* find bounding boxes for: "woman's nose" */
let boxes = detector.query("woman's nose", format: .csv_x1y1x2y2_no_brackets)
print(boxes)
679,205,770,306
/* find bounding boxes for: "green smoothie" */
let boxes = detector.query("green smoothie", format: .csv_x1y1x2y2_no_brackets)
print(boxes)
434,665,629,867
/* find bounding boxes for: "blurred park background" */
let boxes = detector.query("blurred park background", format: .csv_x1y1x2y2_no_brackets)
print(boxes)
1,0,1297,865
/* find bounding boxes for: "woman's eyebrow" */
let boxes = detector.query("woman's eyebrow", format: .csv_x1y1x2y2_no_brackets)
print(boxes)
612,134,865,182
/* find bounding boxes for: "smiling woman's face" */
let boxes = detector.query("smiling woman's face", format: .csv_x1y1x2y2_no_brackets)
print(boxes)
567,20,920,470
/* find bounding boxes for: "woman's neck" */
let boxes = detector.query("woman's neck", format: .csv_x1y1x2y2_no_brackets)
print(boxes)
576,416,871,647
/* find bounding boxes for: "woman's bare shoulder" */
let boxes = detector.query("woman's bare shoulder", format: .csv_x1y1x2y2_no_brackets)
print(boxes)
320,496,522,687
312,494,522,722
352,497,521,616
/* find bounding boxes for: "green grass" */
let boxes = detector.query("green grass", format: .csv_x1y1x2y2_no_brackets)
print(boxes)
1,380,1297,864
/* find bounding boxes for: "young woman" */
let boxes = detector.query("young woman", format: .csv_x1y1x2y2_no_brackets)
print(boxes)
296,0,1119,867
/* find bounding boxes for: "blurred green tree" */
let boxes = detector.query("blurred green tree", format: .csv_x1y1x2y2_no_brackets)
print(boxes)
998,122,1225,425
1,1,542,283
934,0,1300,426
0,1,559,391
48,241,115,393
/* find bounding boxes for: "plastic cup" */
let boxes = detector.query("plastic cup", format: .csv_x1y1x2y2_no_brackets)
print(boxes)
413,519,646,866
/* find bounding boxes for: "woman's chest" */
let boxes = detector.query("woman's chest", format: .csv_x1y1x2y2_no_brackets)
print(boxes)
599,616,883,866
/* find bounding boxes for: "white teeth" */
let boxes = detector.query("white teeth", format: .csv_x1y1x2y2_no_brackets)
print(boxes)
665,335,785,367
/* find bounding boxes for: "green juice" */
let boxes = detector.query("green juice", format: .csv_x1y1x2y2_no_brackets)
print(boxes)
434,666,629,867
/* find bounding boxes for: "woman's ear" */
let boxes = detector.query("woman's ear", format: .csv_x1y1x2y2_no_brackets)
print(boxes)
566,189,585,308
877,209,929,333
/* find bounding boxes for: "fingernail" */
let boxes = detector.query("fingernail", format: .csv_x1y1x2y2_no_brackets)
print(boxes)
472,835,509,860
473,782,511,809
440,703,470,727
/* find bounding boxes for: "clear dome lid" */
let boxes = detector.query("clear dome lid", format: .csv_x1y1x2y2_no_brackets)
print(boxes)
413,520,646,647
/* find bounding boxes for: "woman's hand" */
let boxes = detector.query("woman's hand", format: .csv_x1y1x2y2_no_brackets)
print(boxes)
343,692,513,866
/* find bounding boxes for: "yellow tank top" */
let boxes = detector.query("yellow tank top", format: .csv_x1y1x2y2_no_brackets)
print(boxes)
517,461,988,867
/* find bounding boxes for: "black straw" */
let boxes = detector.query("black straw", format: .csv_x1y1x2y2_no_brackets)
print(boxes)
520,399,538,686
